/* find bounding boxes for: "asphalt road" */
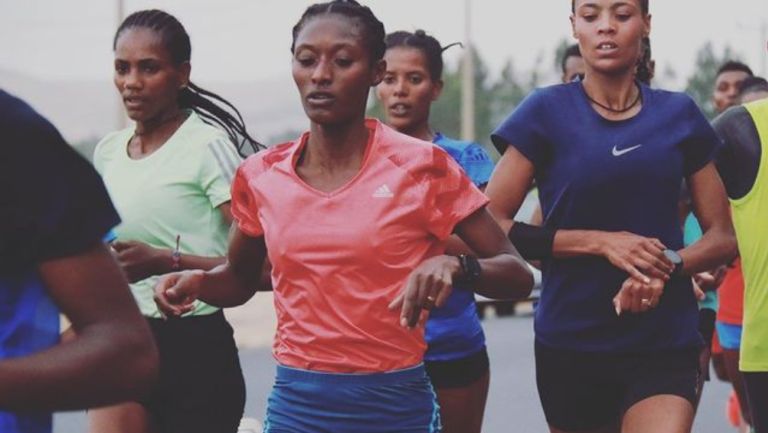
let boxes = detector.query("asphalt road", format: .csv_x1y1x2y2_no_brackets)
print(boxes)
54,310,736,433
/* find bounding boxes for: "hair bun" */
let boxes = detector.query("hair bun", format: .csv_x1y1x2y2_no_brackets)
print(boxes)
440,41,463,53
414,29,427,38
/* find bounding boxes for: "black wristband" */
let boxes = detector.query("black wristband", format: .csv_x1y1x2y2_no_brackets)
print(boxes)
507,222,556,260
457,254,482,284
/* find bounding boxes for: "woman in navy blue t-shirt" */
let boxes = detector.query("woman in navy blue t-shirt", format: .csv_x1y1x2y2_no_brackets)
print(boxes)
486,1,737,432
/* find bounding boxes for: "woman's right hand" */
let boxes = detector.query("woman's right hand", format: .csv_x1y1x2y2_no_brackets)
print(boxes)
596,231,674,282
153,270,205,318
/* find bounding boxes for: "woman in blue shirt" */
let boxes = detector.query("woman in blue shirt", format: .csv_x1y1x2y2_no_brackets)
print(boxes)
486,1,736,432
375,29,496,433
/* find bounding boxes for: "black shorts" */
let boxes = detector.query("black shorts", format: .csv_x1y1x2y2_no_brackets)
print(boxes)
425,347,490,389
535,341,699,432
698,308,717,381
144,310,246,433
698,308,716,346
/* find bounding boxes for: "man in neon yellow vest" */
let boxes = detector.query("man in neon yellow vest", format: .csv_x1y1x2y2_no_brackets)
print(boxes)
714,47,768,431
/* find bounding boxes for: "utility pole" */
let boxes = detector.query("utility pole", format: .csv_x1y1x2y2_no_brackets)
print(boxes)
116,0,126,130
460,0,475,142
761,19,767,78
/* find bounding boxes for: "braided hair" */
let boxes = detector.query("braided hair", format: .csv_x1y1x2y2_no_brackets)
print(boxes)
114,9,263,156
636,37,654,85
291,0,386,65
384,30,462,81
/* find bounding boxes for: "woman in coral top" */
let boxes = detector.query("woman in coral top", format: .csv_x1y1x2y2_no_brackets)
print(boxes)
154,1,532,432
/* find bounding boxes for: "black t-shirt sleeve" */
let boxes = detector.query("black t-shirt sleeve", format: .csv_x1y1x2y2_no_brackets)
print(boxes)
712,106,762,200
0,91,120,266
679,97,722,177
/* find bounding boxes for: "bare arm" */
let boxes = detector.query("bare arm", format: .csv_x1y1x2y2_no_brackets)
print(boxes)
455,208,533,299
112,203,237,283
390,208,533,327
678,162,738,273
0,243,158,411
154,225,266,316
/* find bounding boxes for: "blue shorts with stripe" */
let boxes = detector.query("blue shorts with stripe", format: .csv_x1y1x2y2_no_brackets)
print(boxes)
715,321,743,350
264,364,441,433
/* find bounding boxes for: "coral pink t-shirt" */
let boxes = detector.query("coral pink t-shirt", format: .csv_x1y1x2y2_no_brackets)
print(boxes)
231,119,488,373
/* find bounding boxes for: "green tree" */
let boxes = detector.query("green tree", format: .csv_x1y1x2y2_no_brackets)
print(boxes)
684,42,742,119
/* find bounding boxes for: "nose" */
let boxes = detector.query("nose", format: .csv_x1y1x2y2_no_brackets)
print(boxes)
393,78,407,96
311,58,332,85
596,13,616,35
122,69,142,91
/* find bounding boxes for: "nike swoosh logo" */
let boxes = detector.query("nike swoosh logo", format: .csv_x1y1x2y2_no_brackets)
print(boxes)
612,144,642,157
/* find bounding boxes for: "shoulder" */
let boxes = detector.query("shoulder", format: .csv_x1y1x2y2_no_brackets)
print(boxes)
94,128,132,159
0,90,66,155
434,134,492,162
375,123,457,184
520,83,570,108
238,139,298,180
498,83,573,124
645,86,700,113
433,133,472,154
177,111,232,150
744,98,768,122
712,105,753,136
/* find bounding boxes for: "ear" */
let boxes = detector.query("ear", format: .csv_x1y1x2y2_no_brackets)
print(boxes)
570,15,577,39
431,79,444,102
178,61,191,89
371,59,386,87
643,14,652,38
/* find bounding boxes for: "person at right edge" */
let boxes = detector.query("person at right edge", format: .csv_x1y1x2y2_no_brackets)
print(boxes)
713,43,768,433
485,1,737,432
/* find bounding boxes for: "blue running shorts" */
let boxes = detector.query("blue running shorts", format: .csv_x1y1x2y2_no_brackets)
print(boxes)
264,364,441,433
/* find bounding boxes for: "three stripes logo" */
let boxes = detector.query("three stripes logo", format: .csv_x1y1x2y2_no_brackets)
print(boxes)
372,184,394,198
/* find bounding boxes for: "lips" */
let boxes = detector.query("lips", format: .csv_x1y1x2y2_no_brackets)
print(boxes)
306,91,335,107
123,95,145,109
387,103,411,117
596,41,619,54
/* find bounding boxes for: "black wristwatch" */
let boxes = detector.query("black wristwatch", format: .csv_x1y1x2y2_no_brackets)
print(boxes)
663,249,684,276
457,254,482,284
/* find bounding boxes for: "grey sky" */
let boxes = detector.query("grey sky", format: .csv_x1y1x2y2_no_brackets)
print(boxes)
1,0,766,143
2,0,766,83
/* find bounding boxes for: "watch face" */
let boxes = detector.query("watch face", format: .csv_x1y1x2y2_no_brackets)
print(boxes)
664,249,682,265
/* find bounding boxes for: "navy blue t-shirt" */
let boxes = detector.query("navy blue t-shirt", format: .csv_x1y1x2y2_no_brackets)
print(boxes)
492,82,719,352
0,89,119,433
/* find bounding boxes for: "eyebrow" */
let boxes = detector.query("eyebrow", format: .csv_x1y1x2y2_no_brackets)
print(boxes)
294,41,358,52
578,1,634,11
114,58,160,63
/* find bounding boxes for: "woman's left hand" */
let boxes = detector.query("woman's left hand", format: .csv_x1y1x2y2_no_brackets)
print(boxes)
112,240,168,283
388,255,460,328
613,276,665,315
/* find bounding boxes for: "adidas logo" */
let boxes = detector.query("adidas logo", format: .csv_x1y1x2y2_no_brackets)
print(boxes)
372,184,394,198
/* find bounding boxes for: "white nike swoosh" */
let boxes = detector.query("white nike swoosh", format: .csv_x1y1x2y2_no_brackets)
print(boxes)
612,144,643,157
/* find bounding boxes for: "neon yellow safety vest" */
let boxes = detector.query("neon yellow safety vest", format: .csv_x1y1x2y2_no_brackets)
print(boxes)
732,98,768,372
